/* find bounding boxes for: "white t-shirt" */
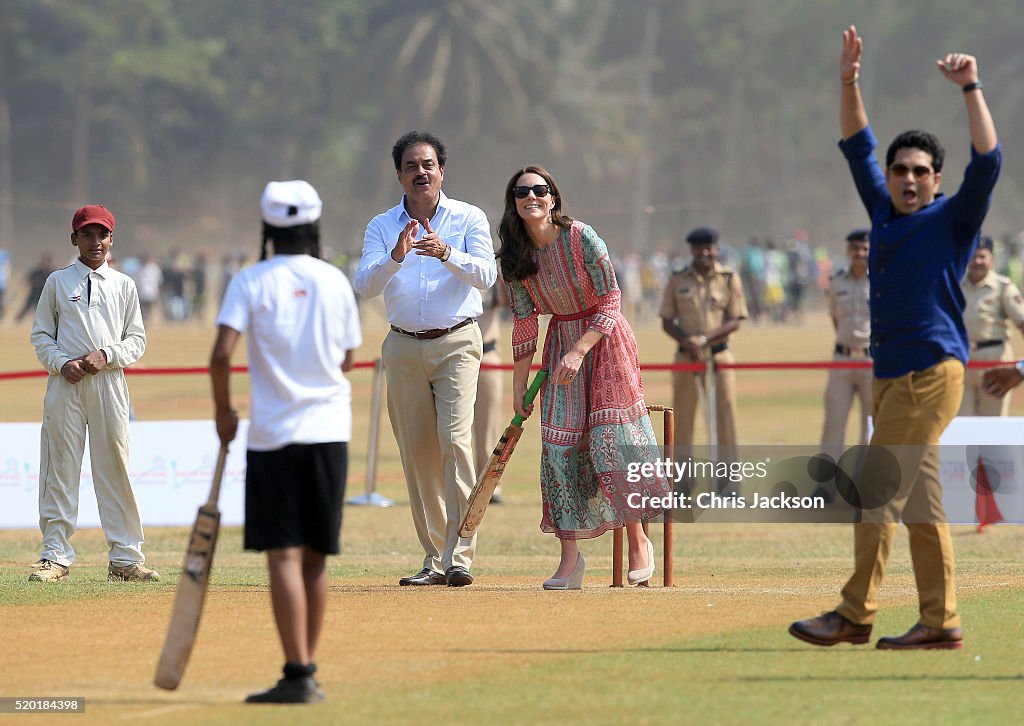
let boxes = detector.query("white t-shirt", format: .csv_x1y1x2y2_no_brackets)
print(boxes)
217,254,361,451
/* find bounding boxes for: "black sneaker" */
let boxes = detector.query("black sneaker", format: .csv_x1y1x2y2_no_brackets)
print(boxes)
245,676,325,704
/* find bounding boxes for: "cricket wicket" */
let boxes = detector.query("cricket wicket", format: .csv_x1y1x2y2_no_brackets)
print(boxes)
612,405,674,587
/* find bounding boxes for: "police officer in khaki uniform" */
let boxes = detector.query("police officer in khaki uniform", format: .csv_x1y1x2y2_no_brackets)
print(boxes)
818,229,873,499
959,236,1024,415
660,227,748,463
474,278,508,503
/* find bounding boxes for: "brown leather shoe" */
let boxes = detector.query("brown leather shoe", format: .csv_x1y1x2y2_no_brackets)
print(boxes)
788,611,872,646
445,566,474,587
398,568,446,586
876,623,963,650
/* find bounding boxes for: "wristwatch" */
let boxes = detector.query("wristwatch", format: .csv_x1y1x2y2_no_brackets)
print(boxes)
1015,360,1024,379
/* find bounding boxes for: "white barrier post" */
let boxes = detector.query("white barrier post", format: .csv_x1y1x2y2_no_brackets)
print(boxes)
347,357,394,507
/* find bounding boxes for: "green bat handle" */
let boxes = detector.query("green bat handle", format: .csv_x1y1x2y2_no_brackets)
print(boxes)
511,369,548,427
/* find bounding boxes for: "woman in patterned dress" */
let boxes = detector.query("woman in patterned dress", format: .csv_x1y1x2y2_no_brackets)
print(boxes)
497,165,670,589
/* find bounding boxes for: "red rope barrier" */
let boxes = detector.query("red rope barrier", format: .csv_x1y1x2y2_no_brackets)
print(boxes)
0,358,1010,381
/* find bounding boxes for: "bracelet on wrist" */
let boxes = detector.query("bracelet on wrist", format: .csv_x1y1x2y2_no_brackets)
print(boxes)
961,81,983,93
842,71,859,86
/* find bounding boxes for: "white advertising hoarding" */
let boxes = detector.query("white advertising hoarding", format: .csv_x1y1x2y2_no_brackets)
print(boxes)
0,420,248,529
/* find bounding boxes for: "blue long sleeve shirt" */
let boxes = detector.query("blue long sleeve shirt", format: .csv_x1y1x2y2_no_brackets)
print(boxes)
839,126,1001,378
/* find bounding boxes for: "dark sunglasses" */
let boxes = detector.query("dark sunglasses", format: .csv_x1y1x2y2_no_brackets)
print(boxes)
888,163,934,180
512,184,551,199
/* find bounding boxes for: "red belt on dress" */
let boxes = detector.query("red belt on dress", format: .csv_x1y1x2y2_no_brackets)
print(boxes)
390,317,475,340
551,306,598,322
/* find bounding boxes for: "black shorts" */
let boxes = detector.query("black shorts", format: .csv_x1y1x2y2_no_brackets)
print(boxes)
244,442,347,554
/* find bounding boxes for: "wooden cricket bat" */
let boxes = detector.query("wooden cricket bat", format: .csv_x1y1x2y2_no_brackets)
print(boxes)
154,445,228,690
459,369,547,537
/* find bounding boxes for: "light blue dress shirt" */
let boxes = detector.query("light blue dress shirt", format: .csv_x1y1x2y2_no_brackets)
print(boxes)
356,192,497,331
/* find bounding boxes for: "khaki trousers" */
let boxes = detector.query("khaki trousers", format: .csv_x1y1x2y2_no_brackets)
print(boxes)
959,343,1013,416
473,348,505,495
383,323,480,573
836,359,963,629
672,349,738,461
818,354,873,496
38,370,146,567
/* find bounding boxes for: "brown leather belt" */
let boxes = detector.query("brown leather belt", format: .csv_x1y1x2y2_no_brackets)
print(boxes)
390,317,475,340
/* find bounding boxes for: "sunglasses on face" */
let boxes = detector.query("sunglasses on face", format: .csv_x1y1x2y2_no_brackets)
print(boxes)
888,163,934,180
512,184,551,199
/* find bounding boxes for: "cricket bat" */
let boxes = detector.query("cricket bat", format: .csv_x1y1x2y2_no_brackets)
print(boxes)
459,369,547,537
154,445,228,690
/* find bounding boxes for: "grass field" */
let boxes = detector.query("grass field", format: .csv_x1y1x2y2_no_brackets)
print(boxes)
1,307,1022,724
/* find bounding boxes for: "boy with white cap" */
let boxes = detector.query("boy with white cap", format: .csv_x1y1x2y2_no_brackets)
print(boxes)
210,180,361,704
30,204,155,583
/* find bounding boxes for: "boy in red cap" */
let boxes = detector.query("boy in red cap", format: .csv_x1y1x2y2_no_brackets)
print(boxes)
29,205,158,583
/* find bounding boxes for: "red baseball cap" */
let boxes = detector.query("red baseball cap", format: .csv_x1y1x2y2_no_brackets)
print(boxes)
71,205,116,232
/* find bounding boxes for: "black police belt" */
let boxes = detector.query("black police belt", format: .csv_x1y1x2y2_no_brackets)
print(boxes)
834,343,871,358
680,342,728,355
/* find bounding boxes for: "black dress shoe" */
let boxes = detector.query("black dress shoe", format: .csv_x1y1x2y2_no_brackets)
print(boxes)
876,623,963,650
788,610,872,646
445,566,474,587
399,568,446,586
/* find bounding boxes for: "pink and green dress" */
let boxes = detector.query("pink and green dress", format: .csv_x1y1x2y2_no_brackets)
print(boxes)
509,221,670,539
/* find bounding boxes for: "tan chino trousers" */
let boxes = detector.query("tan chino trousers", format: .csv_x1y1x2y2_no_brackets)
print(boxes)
383,323,481,573
672,348,738,462
473,347,505,496
836,358,963,630
818,354,873,497
959,343,1013,416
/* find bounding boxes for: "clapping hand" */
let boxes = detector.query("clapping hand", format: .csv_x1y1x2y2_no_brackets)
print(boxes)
412,220,448,260
392,219,419,262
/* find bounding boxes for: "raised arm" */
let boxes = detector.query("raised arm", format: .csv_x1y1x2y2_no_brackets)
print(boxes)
935,52,997,154
839,25,868,140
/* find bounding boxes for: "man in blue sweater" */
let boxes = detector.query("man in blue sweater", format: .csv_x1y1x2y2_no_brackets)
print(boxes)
790,25,1001,651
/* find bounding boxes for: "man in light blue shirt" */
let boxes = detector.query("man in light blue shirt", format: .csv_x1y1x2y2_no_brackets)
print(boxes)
357,131,497,587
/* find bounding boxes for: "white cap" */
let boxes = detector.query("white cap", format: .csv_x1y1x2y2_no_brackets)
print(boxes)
260,180,323,228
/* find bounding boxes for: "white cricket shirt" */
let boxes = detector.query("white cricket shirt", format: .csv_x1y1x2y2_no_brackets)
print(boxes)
31,258,147,374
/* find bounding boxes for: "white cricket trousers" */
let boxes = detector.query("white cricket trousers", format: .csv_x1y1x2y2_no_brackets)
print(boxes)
38,368,145,567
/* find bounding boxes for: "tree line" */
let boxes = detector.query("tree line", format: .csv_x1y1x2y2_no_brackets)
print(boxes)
1,0,1021,269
